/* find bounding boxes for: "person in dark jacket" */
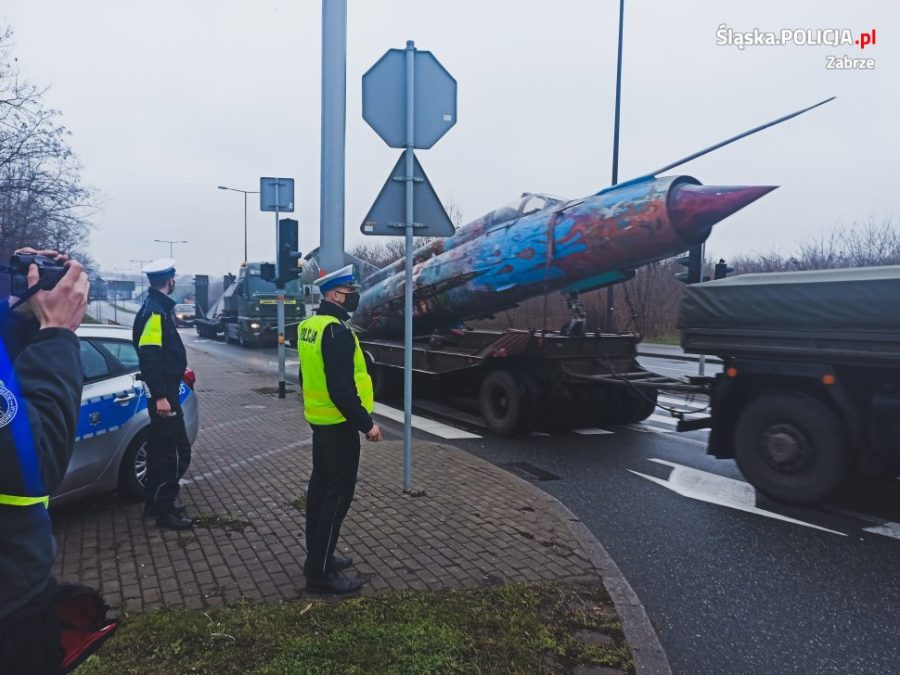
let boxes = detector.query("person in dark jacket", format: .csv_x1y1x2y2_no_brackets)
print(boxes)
0,248,89,675
132,258,193,530
297,264,382,595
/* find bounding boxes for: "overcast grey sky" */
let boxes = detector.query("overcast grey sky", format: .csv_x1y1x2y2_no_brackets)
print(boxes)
3,0,898,277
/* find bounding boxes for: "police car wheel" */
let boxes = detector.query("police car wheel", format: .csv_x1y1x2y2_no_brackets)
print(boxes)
118,429,149,500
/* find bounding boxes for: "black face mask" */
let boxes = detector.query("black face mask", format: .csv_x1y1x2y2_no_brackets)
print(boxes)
342,291,360,312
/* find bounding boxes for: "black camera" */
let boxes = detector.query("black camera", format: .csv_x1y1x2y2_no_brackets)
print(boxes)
8,254,67,297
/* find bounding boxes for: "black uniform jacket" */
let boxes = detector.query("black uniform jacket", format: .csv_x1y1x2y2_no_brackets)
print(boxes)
316,300,374,434
0,318,83,620
132,288,187,400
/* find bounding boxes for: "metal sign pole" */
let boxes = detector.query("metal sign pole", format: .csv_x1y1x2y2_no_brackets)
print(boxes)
402,40,416,493
698,240,706,377
275,181,287,399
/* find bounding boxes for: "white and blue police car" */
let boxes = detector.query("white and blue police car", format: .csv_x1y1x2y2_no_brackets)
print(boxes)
50,324,199,505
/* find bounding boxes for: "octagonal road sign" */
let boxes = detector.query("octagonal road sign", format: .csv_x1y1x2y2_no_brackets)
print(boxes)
362,47,457,150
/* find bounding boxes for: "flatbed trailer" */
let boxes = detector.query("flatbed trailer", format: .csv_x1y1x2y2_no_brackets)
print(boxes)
361,329,700,436
678,265,900,504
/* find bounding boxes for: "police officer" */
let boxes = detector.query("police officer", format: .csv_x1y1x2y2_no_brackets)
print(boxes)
298,264,382,595
133,258,193,530
0,248,89,674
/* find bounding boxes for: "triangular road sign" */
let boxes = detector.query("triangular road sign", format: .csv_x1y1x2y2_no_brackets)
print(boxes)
360,152,455,237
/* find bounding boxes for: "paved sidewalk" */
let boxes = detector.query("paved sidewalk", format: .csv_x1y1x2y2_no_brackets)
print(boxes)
51,346,669,673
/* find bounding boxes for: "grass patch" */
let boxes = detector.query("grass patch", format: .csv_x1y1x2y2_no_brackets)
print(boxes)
191,512,251,533
79,582,632,674
82,315,102,324
289,493,307,513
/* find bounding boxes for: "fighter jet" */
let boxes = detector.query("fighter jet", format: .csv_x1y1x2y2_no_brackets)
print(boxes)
339,98,834,337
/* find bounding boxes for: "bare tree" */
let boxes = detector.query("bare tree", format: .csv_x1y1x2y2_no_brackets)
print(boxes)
0,28,96,267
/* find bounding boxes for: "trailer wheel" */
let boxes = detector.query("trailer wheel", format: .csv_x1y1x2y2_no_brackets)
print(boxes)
734,393,850,505
538,387,576,433
480,370,527,437
370,363,402,400
596,386,657,425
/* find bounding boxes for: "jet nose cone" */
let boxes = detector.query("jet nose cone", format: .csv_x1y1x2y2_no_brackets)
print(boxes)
669,183,777,243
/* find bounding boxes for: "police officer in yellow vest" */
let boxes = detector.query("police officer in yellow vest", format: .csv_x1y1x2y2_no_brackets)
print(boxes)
298,264,382,595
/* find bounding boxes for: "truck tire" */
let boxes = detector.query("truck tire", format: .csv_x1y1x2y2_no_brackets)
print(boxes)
371,363,402,400
734,392,850,505
596,386,657,425
239,331,253,348
480,370,527,437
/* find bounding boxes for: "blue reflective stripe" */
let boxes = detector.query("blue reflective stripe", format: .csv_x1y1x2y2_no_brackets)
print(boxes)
0,337,45,496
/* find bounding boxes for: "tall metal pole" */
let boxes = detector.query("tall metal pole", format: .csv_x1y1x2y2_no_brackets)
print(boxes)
320,0,347,273
402,40,416,493
698,241,706,377
606,0,625,332
243,191,248,262
275,183,286,399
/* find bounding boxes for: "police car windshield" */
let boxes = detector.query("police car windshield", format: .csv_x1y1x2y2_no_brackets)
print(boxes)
247,271,300,296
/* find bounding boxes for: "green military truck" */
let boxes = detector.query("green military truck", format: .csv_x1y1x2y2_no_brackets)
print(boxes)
679,265,900,504
195,262,306,347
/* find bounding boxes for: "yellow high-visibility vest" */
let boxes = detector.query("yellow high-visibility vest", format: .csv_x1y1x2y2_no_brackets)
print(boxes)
297,314,374,425
0,494,48,508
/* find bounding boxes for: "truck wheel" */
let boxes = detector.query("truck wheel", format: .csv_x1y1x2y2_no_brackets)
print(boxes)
118,429,149,501
239,332,252,348
734,393,850,505
596,386,656,425
480,370,527,437
371,363,402,400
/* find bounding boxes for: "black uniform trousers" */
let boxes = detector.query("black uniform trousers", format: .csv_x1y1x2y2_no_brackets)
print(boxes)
305,422,361,578
145,380,192,512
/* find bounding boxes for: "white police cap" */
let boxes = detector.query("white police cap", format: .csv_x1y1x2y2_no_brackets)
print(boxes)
314,264,359,292
144,257,177,280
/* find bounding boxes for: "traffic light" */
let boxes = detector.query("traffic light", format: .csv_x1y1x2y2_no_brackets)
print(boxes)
259,263,276,282
276,218,302,288
714,258,734,280
674,245,703,285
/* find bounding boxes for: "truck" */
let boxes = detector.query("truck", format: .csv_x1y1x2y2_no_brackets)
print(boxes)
195,262,306,347
678,265,900,504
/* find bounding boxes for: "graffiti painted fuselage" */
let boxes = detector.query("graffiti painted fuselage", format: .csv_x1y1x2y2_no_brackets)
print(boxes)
352,175,775,337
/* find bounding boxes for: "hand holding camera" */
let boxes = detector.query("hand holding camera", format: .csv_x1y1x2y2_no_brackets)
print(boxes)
11,248,89,331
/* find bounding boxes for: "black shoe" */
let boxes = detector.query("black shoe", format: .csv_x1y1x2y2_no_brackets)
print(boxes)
330,556,353,572
304,555,354,576
305,572,363,595
143,502,187,518
156,511,193,530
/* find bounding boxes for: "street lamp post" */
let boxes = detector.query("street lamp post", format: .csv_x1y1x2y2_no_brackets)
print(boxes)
153,239,188,257
218,185,260,262
130,258,151,300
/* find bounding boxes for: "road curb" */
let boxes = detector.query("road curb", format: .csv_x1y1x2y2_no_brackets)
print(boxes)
433,442,672,675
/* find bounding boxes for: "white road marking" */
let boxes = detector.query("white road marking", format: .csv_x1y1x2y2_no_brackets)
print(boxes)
373,403,481,440
825,506,900,542
648,413,679,427
863,522,900,541
573,428,614,435
629,458,846,536
630,423,675,434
